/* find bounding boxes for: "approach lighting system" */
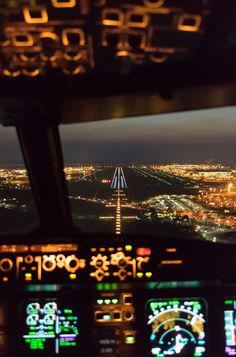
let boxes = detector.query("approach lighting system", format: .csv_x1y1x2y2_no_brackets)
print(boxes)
0,0,212,77
146,298,207,356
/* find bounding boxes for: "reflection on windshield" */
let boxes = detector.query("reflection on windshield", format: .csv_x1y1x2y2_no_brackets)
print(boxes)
61,106,236,242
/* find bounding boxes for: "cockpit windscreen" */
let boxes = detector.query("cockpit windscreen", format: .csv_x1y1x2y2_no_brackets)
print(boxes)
60,106,236,242
0,126,39,234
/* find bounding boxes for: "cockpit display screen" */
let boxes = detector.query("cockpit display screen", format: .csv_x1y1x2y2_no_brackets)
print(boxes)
146,298,207,356
224,299,236,356
22,299,79,354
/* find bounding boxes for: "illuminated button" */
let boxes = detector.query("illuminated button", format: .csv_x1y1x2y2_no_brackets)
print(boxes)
117,247,123,251
123,295,133,304
104,299,111,305
96,312,111,321
136,247,151,256
145,272,152,278
51,0,76,8
103,314,111,321
91,248,97,252
108,247,115,252
137,272,143,278
112,299,118,304
161,260,183,265
166,248,177,253
225,300,233,305
2,277,8,282
23,7,48,24
125,334,136,344
125,245,132,251
69,273,76,280
97,299,103,305
25,273,32,281
177,14,202,32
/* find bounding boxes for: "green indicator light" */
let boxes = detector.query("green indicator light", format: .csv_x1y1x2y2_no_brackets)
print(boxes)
111,283,118,290
64,309,72,314
104,283,111,290
97,299,103,305
225,300,233,305
112,299,118,304
104,299,111,304
189,281,202,287
97,283,104,291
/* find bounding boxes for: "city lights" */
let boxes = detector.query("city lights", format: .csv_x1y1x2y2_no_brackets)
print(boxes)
1,163,236,241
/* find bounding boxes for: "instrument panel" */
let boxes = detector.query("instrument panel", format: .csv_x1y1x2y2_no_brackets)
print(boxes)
0,233,235,356
0,237,223,284
0,287,236,356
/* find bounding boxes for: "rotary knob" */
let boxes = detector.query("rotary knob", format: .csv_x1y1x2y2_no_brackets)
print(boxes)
0,258,13,272
113,268,128,281
90,254,110,271
65,255,81,273
42,255,56,272
90,268,110,282
110,252,130,268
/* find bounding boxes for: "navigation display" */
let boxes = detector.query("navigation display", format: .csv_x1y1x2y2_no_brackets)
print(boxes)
146,298,207,356
22,299,79,354
224,299,236,356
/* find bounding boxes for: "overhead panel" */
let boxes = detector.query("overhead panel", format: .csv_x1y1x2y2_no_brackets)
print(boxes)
0,0,212,78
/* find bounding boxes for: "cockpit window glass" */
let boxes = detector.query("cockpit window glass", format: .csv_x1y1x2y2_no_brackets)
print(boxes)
60,106,236,242
0,126,39,234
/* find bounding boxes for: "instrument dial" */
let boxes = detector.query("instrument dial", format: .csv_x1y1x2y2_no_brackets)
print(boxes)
147,298,207,356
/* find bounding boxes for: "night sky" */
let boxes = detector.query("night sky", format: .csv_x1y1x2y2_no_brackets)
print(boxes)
61,106,236,164
1,106,236,164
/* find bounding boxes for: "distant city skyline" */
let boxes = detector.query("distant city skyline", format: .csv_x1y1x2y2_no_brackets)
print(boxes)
0,106,236,164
